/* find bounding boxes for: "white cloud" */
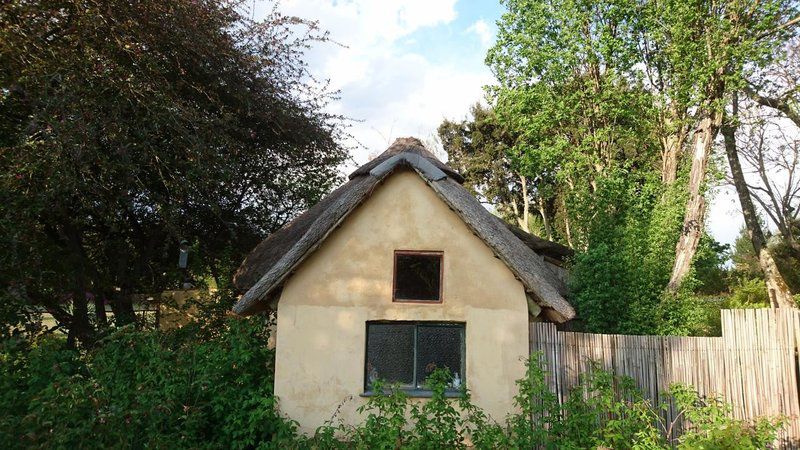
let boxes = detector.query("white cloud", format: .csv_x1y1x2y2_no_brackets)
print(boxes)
251,0,488,169
707,185,744,249
466,19,493,47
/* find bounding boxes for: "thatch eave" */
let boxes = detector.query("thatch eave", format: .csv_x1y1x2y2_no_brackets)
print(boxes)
233,138,575,322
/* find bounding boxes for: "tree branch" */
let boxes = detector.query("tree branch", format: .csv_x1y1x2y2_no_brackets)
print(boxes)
743,84,800,127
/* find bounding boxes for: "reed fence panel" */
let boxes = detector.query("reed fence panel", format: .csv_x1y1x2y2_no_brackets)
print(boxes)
530,308,800,447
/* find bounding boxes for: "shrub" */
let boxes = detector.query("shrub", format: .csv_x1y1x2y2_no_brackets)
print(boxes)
0,334,782,449
671,384,783,449
0,315,299,449
727,278,771,308
306,354,781,449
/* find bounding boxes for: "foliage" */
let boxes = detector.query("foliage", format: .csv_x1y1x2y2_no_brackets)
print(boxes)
481,0,693,335
693,236,731,295
728,223,800,308
564,172,730,335
727,278,771,309
732,225,800,294
1,338,782,449
671,384,784,449
462,0,800,334
438,104,553,236
0,0,347,345
0,312,303,449
304,354,780,449
487,0,662,248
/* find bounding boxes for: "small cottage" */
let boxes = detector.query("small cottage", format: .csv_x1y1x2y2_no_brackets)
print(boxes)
233,137,575,433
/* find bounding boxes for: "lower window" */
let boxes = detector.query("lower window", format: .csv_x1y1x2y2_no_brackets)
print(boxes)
364,321,465,394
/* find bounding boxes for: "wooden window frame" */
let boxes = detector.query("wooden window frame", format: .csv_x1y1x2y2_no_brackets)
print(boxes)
392,250,444,303
363,321,465,397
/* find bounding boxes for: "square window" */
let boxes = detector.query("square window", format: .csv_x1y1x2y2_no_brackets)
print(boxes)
393,251,442,302
415,324,463,389
365,322,465,394
365,323,415,388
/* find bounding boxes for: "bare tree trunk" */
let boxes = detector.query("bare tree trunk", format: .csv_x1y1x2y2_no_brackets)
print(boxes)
63,223,95,347
110,290,137,327
517,174,530,233
723,100,795,308
668,109,723,291
538,196,553,240
561,194,574,248
661,110,687,184
94,295,107,327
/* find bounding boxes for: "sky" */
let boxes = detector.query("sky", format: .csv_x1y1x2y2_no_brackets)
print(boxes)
253,0,746,248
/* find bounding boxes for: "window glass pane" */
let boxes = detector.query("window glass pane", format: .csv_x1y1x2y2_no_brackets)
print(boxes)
395,253,441,301
415,325,463,388
365,323,414,389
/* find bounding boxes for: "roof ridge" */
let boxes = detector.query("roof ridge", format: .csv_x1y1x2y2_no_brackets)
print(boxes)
348,137,465,183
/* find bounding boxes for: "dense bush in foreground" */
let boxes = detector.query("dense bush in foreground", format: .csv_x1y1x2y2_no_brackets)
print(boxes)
0,320,782,449
305,360,782,450
0,316,290,449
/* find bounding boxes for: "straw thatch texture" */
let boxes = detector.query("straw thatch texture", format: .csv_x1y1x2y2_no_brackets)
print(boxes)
233,137,575,322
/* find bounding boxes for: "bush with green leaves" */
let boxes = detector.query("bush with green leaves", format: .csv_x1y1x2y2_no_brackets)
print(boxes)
727,278,772,308
671,384,783,450
303,354,781,449
0,314,300,449
1,332,782,449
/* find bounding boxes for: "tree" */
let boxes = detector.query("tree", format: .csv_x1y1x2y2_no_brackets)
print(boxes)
723,94,794,307
731,38,800,291
0,0,347,345
744,37,800,128
487,0,693,334
487,0,661,249
659,0,799,291
438,104,555,238
479,0,800,332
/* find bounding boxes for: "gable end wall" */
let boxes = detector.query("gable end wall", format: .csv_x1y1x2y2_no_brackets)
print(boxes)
274,170,530,433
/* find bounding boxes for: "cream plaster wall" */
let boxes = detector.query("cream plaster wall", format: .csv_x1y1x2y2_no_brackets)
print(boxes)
274,170,530,434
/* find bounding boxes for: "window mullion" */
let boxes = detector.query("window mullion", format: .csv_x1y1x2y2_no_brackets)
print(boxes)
412,324,418,389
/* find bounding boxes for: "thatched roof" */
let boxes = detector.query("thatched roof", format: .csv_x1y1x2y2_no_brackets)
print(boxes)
233,137,576,322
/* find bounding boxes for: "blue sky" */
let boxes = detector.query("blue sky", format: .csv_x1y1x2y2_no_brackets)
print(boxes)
254,0,503,161
254,0,744,247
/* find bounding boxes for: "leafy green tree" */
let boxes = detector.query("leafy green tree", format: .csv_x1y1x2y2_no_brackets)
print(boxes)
480,0,799,332
693,236,731,295
486,0,686,333
438,104,556,239
487,0,662,250
0,0,347,345
654,0,799,291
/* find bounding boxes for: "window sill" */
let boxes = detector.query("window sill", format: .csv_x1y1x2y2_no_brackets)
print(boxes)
360,389,462,398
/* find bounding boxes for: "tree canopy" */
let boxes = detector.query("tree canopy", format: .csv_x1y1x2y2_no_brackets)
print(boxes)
441,0,800,333
0,0,348,344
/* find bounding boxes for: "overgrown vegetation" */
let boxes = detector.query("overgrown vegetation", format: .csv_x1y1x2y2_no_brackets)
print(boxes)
441,0,800,335
3,320,780,450
309,358,781,450
0,300,293,449
0,0,347,346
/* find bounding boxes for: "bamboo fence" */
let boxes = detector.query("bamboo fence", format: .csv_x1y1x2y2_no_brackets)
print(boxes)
530,308,800,448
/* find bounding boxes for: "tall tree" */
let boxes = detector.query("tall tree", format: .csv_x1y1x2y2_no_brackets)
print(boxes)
438,104,555,238
738,120,800,251
487,0,660,249
482,0,799,332
0,0,347,345
723,94,794,307
661,0,799,291
744,37,800,128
